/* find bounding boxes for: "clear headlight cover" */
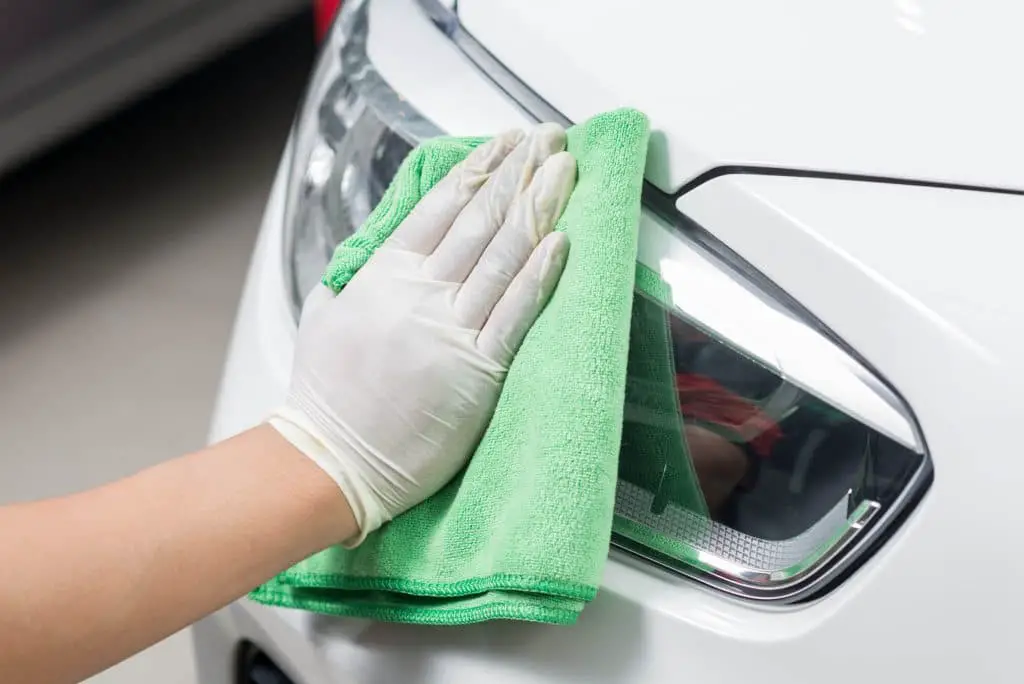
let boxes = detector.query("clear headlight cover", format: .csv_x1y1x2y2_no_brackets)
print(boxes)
615,214,928,601
282,0,931,602
282,0,440,315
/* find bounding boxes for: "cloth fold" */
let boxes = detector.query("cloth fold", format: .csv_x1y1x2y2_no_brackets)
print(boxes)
251,108,650,625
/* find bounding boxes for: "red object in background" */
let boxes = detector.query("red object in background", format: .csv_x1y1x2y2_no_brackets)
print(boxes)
314,0,342,42
676,373,783,458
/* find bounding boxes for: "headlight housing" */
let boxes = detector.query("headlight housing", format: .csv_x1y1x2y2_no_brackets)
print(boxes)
282,0,441,315
281,0,930,602
616,213,928,600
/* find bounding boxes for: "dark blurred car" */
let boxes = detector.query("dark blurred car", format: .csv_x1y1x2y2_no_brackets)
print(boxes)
0,0,305,175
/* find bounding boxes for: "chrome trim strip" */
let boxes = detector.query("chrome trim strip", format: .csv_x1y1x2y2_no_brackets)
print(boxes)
614,476,888,601
417,0,570,126
704,501,880,595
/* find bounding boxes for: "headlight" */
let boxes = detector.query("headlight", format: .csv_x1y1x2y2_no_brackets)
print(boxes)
282,0,931,603
282,0,441,315
615,212,929,601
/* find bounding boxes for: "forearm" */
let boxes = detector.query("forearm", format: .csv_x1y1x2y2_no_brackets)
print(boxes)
0,424,354,684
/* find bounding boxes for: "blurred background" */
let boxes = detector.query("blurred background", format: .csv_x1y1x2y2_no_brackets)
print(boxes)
0,3,316,681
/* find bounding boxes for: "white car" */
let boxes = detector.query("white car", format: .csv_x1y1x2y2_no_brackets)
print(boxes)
195,0,1024,681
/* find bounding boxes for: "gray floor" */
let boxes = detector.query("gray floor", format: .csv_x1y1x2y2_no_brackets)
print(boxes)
0,17,313,683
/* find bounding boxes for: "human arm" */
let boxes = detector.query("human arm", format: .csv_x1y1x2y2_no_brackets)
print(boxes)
0,425,353,683
0,123,575,683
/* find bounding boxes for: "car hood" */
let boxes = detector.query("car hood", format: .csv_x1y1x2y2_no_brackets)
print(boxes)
457,0,1024,194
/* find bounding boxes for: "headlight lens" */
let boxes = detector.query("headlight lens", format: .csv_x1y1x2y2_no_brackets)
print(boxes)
615,213,928,601
281,0,931,602
282,0,441,316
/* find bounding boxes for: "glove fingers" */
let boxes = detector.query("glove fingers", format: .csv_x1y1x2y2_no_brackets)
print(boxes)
386,129,523,255
454,151,576,330
476,231,569,367
423,123,566,283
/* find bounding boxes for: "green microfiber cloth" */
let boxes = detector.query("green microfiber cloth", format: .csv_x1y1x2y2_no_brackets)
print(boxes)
251,108,650,625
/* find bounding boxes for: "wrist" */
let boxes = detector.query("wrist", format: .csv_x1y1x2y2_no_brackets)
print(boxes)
256,422,362,547
267,407,385,546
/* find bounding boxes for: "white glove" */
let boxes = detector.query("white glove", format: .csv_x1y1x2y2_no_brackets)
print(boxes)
271,124,576,544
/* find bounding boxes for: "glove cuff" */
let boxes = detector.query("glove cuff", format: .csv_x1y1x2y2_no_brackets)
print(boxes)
268,406,387,547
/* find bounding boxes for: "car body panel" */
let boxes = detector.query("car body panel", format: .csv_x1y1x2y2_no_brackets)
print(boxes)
458,0,1024,194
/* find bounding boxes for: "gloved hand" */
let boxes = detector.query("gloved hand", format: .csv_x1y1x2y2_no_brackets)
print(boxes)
271,124,576,544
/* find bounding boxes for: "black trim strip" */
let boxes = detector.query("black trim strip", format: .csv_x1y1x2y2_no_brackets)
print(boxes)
675,164,1024,199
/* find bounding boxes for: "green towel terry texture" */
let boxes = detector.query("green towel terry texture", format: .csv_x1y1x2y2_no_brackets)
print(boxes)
251,108,651,625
